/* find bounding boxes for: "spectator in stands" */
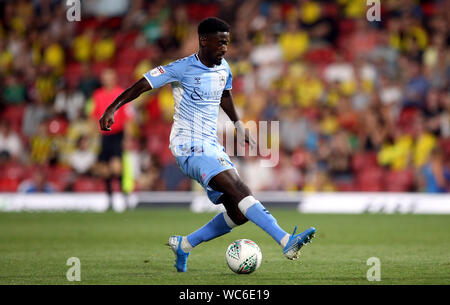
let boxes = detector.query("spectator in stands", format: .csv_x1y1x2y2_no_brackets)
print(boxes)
421,148,450,193
93,30,116,63
303,168,336,193
18,171,54,193
54,81,85,121
402,59,430,109
413,115,436,169
29,121,54,165
69,135,96,176
77,63,101,99
327,130,353,182
0,121,22,162
2,74,25,105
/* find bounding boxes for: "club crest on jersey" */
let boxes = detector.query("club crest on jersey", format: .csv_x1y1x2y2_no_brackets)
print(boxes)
218,156,228,166
194,77,201,85
150,66,165,77
219,75,225,87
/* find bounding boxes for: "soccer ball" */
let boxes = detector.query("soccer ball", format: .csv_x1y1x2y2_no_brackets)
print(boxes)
225,239,262,274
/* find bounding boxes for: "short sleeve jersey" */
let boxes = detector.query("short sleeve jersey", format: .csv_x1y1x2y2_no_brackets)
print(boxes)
143,53,233,148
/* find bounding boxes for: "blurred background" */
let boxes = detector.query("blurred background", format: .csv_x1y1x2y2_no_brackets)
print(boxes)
0,0,449,196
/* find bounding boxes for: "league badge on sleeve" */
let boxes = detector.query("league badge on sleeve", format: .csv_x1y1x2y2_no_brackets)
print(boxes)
150,66,165,77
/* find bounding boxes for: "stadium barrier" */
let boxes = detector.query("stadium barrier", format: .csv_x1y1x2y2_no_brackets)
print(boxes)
0,192,449,214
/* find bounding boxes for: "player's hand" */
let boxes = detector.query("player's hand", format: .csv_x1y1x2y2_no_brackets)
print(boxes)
99,108,115,131
235,120,257,150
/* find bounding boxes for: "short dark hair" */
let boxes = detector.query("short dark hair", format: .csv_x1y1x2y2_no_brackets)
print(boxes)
198,17,230,36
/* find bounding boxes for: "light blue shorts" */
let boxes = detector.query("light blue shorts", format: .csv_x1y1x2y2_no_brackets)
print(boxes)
172,141,236,204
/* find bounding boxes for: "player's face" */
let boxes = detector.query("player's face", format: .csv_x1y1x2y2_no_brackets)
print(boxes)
205,32,230,65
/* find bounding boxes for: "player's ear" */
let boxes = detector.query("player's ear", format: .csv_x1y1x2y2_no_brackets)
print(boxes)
199,35,207,48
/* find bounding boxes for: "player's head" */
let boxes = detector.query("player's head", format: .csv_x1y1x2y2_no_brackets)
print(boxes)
198,17,230,65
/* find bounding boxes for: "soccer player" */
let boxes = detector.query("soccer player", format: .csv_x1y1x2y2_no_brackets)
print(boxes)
99,17,315,272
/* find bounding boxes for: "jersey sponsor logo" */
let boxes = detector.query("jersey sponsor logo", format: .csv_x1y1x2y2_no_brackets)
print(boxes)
191,87,224,101
150,66,165,77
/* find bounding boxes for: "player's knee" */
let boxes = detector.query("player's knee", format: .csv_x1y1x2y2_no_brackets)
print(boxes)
227,211,248,226
227,179,251,203
234,215,248,226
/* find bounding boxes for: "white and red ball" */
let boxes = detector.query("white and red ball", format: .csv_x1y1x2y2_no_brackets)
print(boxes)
225,239,262,274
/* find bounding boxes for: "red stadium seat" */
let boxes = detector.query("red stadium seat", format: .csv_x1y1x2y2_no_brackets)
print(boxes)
47,117,69,136
440,138,450,161
398,107,419,127
116,47,141,67
352,152,378,172
65,62,82,87
46,166,73,191
356,166,384,191
73,177,106,192
92,62,110,77
0,177,20,192
304,48,336,66
114,31,138,47
1,105,26,133
0,162,26,180
338,19,356,35
335,180,356,192
384,169,414,192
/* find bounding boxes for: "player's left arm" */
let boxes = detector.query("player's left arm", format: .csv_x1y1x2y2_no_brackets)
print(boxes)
220,90,256,148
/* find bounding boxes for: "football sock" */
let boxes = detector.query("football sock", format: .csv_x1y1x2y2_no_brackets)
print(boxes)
238,196,288,246
185,212,238,251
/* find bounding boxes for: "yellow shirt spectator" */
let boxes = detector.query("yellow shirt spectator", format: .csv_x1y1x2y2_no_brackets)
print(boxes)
44,43,65,74
158,86,174,121
301,1,321,25
295,77,323,107
0,49,12,72
414,133,436,168
378,135,413,170
73,34,93,62
93,37,115,62
35,75,56,104
320,114,339,135
279,30,309,62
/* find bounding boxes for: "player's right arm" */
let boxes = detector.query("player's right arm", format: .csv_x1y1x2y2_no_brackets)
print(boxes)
99,59,186,131
99,77,152,131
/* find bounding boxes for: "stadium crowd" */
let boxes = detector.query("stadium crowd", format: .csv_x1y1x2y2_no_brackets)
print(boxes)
0,0,449,193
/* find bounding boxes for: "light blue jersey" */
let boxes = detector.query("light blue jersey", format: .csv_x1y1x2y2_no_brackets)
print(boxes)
143,54,235,204
143,53,232,149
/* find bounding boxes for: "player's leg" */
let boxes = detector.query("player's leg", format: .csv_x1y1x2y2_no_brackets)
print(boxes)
168,150,245,271
169,208,239,272
209,169,315,259
209,169,290,247
179,192,248,253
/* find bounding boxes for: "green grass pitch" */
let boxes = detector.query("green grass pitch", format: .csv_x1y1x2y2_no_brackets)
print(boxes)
0,209,449,285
